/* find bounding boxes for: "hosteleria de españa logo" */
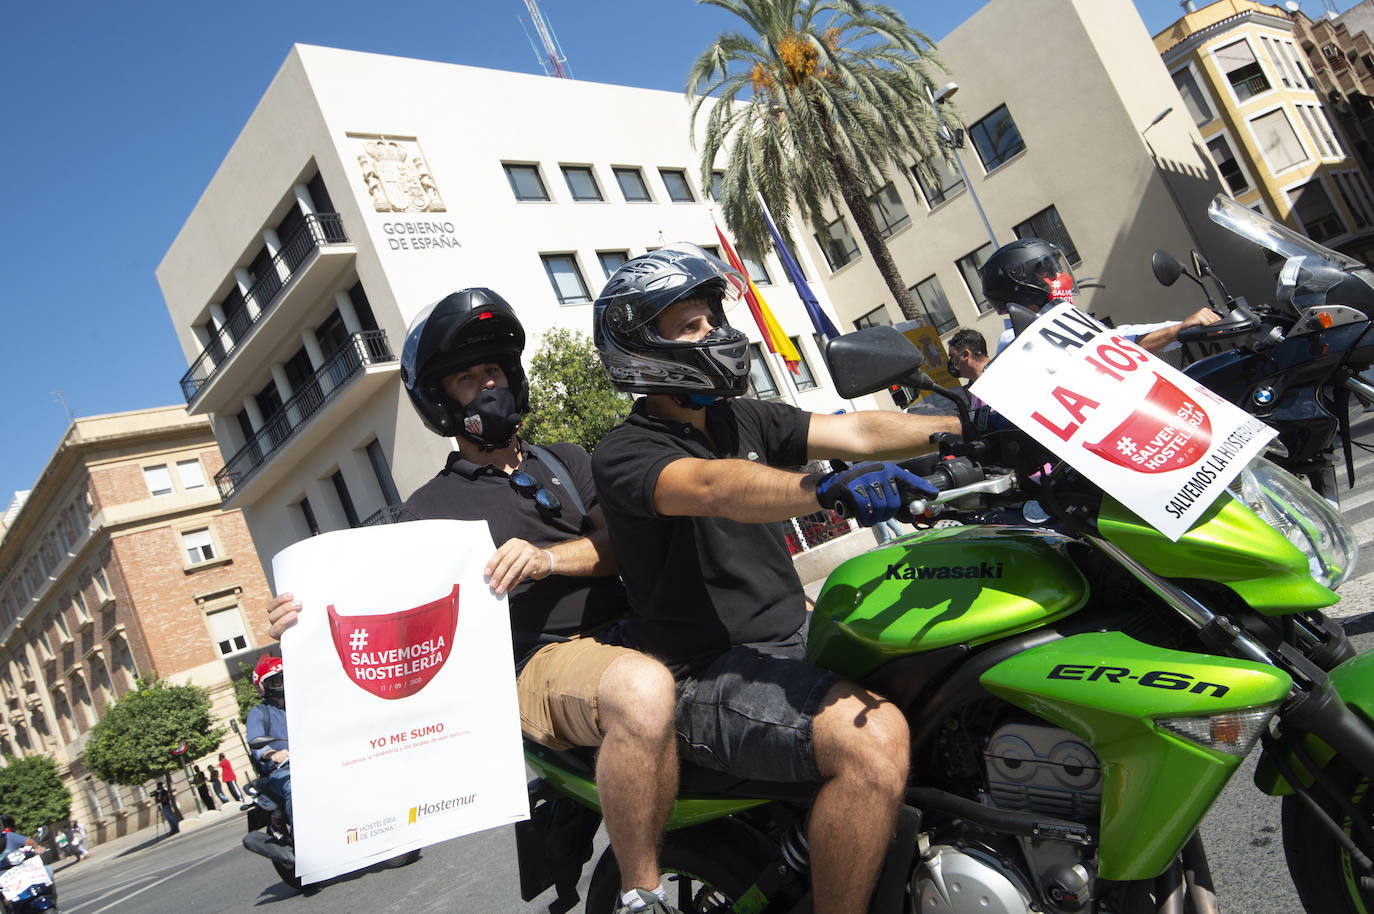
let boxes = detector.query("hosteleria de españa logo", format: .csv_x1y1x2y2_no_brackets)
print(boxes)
327,585,459,700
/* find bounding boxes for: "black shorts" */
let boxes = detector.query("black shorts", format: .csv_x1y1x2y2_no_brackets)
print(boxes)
673,628,841,784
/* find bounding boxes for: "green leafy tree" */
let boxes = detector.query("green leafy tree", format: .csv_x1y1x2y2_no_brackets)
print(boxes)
523,328,632,453
689,0,952,320
0,756,71,834
83,677,224,786
233,661,262,723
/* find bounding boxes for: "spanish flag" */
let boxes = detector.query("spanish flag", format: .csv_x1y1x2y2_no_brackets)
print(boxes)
714,223,801,374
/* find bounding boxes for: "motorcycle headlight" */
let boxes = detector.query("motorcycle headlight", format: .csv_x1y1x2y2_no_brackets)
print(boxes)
1233,458,1358,589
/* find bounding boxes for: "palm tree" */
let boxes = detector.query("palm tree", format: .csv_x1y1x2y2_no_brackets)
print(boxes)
688,0,953,322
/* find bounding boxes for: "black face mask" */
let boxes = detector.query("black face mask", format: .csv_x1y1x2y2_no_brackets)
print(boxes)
460,386,523,450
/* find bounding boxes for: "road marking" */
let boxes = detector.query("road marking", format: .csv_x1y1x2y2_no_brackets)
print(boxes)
73,869,184,914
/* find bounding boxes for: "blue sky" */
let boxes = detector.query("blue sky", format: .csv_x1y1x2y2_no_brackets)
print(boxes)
0,0,1286,497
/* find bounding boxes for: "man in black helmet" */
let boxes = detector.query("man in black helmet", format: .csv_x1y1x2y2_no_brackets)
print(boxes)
981,237,1219,354
267,289,683,914
590,246,960,914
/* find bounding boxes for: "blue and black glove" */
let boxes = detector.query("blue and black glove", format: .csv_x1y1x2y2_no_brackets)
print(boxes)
815,462,940,525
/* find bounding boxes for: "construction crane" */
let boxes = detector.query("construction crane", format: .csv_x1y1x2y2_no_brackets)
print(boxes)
519,0,571,79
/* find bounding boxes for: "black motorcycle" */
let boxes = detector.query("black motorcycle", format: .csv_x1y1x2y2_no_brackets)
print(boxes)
1153,193,1374,504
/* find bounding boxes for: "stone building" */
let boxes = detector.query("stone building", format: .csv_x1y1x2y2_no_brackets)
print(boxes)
0,406,275,844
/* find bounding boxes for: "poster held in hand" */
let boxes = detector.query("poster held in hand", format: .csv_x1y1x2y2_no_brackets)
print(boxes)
274,519,528,884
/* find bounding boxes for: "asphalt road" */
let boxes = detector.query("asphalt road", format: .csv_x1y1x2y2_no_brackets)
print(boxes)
52,418,1374,913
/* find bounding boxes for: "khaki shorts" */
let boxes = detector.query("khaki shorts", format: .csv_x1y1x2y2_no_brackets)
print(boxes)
517,634,637,750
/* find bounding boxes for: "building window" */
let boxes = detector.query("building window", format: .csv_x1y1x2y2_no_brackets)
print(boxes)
206,606,250,657
614,167,651,202
815,216,860,271
142,465,173,497
92,567,109,602
956,244,996,313
1013,205,1081,265
868,183,910,237
1334,171,1374,228
910,276,958,334
331,470,361,528
541,253,592,304
503,163,549,202
1216,39,1270,101
912,157,964,208
561,165,603,202
660,169,695,202
1259,36,1291,88
741,255,771,285
747,344,780,399
1250,108,1308,172
1172,66,1214,127
182,528,216,565
968,105,1026,172
1296,103,1343,158
53,609,69,643
854,305,892,330
1207,135,1249,195
72,590,87,622
297,497,320,536
1290,179,1346,243
597,250,629,278
176,459,206,491
788,336,819,391
710,170,725,202
365,439,402,506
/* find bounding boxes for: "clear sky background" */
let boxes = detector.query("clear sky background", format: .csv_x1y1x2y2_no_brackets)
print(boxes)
0,0,1311,499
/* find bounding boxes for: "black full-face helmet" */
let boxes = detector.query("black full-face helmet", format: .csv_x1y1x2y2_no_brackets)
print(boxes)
593,245,751,402
400,289,529,443
980,238,1077,313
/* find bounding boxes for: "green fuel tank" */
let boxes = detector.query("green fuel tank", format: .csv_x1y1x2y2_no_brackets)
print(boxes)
807,526,1089,680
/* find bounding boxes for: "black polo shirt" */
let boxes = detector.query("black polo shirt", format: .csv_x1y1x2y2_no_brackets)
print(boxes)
402,439,627,664
591,397,811,672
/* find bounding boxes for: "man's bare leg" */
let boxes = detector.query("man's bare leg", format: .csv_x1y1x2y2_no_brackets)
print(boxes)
596,652,679,892
808,681,909,914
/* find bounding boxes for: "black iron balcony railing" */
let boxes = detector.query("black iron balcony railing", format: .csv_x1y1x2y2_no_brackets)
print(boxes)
361,504,408,526
180,213,349,404
214,330,394,503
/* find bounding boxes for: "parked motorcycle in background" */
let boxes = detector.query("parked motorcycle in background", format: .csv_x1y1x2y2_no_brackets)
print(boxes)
1153,194,1374,505
0,846,57,914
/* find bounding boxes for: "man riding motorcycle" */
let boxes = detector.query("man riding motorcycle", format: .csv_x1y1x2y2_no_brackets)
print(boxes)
246,654,291,820
589,245,958,914
267,289,683,914
982,237,1219,354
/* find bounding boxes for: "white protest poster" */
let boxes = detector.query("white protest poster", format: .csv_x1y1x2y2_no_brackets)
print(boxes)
273,519,528,884
971,302,1276,540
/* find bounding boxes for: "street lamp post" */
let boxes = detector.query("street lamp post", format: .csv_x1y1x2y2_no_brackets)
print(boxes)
1140,106,1209,259
927,82,999,248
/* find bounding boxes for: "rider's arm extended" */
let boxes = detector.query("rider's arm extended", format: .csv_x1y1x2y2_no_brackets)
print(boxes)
1124,308,1220,354
652,457,820,522
805,410,960,461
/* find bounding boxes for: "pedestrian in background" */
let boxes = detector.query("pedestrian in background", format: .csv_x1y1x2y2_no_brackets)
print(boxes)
218,753,241,802
153,781,180,835
67,820,87,862
192,766,216,811
208,765,228,805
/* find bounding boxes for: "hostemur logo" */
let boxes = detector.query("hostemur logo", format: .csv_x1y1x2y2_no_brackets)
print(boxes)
327,585,460,700
408,792,477,825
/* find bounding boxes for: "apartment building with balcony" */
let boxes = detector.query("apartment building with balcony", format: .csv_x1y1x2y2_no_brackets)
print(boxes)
0,407,275,845
1289,2,1374,183
157,44,864,575
1155,0,1374,262
773,0,1271,365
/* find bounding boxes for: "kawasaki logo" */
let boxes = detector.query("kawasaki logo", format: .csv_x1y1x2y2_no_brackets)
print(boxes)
884,562,1004,581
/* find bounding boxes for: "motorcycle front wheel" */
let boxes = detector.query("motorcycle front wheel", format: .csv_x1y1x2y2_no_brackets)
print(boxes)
584,821,777,914
1281,758,1374,913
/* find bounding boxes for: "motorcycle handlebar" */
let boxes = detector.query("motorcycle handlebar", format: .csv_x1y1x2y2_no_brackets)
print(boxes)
1176,298,1261,343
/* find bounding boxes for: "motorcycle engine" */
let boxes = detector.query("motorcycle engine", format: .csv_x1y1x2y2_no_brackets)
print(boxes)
984,720,1102,912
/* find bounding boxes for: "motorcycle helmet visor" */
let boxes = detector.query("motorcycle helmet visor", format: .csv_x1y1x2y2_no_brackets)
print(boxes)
600,248,749,344
1000,248,1076,310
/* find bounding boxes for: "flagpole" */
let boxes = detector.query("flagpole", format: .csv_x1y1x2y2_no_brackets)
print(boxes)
755,193,845,338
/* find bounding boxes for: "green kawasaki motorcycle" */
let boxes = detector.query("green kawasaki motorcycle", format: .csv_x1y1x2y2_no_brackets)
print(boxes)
516,324,1374,914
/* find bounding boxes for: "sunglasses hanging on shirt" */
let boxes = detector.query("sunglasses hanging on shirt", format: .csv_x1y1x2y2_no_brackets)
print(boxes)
509,470,563,519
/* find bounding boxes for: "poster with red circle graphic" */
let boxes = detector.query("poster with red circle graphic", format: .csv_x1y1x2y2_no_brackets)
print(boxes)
273,520,528,885
970,302,1276,540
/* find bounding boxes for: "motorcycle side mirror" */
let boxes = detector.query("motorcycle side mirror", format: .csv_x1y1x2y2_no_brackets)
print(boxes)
1151,250,1186,287
824,326,924,398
